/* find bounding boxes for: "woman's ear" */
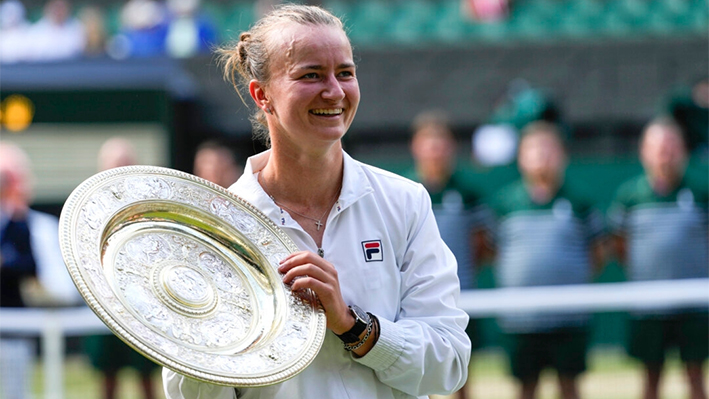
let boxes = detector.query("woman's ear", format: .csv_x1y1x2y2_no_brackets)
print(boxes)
249,79,270,114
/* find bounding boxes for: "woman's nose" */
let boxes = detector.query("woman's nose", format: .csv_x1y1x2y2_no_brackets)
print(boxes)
321,74,345,101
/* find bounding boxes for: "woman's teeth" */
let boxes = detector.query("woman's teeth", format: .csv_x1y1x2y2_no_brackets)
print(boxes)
311,108,343,115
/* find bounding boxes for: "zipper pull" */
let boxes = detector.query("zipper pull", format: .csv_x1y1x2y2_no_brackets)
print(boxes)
317,248,324,258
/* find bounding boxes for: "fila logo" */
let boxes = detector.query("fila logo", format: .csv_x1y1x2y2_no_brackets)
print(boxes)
361,240,383,262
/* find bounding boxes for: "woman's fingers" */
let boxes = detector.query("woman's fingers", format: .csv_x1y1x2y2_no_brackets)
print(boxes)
279,251,325,271
277,251,352,333
279,253,338,298
281,263,329,286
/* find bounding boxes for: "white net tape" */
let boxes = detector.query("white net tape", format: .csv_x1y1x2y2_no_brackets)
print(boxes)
2,278,707,335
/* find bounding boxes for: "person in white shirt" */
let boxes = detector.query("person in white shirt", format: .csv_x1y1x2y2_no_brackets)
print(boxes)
28,0,85,62
0,142,82,399
163,4,471,399
0,0,32,64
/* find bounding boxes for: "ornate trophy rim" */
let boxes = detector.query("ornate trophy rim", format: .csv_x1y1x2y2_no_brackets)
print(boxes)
59,165,326,387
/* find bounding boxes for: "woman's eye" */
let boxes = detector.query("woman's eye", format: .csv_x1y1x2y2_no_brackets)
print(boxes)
302,73,318,79
338,71,354,78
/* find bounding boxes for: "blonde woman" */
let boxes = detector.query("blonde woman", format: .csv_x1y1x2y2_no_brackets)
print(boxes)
163,5,471,398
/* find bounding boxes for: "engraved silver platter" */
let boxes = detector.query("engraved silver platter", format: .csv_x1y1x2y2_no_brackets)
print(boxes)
59,166,326,387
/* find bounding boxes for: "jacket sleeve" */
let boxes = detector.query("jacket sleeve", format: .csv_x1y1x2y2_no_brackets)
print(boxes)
353,186,472,396
162,368,237,399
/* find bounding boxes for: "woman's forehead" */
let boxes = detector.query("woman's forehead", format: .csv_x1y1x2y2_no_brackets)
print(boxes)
269,23,352,64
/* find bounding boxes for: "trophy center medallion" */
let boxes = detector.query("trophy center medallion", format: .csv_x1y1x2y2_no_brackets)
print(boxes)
152,262,218,316
165,266,210,306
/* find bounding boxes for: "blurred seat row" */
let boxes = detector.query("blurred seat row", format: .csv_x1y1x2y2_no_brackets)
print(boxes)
20,0,709,47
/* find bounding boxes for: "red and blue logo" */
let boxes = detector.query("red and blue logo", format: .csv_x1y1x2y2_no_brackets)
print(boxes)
361,240,383,262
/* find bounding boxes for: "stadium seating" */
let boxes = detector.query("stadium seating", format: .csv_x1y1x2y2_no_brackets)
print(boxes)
27,0,709,47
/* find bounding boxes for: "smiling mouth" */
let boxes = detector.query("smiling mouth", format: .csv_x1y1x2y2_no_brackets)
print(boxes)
310,108,343,116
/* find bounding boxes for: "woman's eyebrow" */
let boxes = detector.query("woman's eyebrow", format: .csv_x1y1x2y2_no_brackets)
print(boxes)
297,62,356,71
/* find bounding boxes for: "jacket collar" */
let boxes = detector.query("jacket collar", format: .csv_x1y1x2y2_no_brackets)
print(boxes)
229,149,374,225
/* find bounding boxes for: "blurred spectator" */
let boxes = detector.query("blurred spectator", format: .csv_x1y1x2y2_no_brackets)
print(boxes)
608,117,708,399
193,140,242,188
0,142,81,399
0,0,31,63
28,0,85,62
663,77,709,156
97,136,138,171
79,5,107,57
407,110,488,292
490,80,563,132
488,121,605,399
165,0,218,58
406,110,489,399
108,0,167,59
84,136,159,399
472,80,563,167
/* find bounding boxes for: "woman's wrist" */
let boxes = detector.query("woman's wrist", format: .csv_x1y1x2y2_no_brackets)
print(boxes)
347,313,380,357
342,317,373,351
331,305,357,335
334,305,369,342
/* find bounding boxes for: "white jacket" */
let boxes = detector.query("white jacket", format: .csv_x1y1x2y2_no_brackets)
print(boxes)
163,150,471,399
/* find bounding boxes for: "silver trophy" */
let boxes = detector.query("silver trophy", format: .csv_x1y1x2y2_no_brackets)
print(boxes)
59,166,326,387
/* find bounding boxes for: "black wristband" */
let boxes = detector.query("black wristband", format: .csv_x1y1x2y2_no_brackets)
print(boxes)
335,305,370,344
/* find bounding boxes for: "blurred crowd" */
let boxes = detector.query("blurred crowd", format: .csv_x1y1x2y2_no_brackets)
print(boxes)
407,94,708,399
408,108,708,399
0,0,328,63
0,0,220,62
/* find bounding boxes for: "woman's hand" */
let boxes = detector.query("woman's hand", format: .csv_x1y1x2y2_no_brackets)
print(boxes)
278,251,354,335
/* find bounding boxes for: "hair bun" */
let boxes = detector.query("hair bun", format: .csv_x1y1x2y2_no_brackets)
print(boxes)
235,33,251,78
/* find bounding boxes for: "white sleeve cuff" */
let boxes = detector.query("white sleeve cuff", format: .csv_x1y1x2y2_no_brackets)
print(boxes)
352,316,405,372
162,368,237,399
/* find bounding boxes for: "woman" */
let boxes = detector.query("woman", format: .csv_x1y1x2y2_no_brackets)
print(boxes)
163,5,471,398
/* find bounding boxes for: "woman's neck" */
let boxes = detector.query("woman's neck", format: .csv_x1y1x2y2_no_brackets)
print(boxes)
259,143,344,209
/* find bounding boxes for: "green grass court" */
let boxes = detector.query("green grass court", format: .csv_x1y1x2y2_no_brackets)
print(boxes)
31,348,707,399
455,348,708,399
